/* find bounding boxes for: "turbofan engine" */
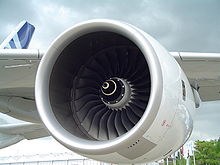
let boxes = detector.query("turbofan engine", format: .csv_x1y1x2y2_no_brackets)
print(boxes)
35,20,195,164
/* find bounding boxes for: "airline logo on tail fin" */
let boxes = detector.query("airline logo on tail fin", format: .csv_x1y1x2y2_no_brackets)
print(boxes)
0,21,35,49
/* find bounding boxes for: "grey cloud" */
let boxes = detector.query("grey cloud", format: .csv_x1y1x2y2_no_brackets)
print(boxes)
0,0,37,42
1,0,220,52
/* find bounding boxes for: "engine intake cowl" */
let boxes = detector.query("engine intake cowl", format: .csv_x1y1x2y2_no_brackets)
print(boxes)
35,20,194,164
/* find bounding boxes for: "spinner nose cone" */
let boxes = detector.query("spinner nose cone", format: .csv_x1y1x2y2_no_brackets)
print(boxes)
100,78,124,104
101,79,117,96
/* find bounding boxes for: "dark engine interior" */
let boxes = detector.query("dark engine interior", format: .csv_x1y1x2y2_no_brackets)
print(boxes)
49,31,151,141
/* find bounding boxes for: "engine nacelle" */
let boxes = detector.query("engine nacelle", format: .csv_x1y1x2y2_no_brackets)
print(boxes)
35,20,195,164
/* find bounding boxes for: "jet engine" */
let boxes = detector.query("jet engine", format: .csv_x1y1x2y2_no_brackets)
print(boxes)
35,20,195,163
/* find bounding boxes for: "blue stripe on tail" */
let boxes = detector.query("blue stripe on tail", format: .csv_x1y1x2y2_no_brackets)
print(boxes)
9,39,17,49
1,21,35,49
17,22,35,49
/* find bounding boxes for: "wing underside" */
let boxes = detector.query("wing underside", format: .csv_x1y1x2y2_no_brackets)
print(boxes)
171,52,220,101
0,113,48,149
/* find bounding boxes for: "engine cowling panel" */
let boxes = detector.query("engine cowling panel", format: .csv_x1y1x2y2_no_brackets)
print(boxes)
35,20,195,164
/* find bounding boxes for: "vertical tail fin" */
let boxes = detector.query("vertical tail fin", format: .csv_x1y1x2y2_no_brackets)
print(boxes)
0,21,35,49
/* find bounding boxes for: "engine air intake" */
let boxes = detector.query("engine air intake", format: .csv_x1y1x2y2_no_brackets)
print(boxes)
72,44,151,140
49,31,151,141
36,20,192,164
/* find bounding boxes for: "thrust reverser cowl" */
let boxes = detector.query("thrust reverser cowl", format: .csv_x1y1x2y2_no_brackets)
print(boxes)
35,19,195,164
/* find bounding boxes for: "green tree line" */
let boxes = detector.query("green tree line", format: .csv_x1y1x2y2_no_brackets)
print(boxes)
194,139,220,165
164,139,220,165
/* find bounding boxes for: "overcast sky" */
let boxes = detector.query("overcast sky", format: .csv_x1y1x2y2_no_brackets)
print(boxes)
1,0,220,52
0,0,220,156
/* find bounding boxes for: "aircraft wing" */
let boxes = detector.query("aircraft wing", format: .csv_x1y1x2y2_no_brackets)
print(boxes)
0,50,219,101
171,52,220,101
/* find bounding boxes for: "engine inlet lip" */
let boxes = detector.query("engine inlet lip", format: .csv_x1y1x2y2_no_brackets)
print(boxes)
35,19,163,154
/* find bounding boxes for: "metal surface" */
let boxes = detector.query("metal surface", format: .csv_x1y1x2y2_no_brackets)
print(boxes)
171,52,220,101
35,19,163,163
0,49,44,59
34,19,194,163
